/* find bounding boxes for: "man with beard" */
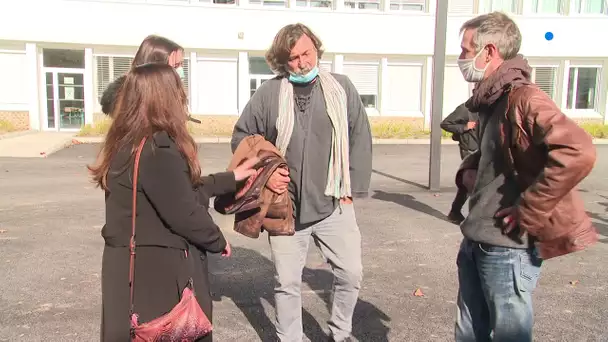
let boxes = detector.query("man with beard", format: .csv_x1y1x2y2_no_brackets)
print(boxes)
231,23,372,342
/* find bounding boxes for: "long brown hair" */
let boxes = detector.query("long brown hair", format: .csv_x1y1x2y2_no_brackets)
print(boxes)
88,63,200,190
132,35,183,67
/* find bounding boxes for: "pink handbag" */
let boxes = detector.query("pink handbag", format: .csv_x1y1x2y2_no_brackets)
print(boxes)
128,137,213,341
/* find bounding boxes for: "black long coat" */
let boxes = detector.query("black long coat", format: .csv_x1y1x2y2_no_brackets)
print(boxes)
100,131,236,342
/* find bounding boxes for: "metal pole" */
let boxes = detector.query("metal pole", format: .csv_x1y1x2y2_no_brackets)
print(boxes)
428,0,449,191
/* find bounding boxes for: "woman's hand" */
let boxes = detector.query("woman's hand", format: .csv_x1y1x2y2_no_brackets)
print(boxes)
221,242,232,257
233,157,260,182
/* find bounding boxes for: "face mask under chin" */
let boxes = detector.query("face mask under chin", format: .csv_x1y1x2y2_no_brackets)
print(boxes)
288,66,319,84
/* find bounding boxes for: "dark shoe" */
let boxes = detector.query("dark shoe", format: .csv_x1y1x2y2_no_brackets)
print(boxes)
328,336,353,342
447,211,465,224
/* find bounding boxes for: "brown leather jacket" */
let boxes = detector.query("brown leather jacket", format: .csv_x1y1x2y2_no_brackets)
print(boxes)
458,83,598,260
214,135,295,239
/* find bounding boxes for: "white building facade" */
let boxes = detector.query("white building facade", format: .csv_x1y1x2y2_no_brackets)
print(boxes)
0,0,607,132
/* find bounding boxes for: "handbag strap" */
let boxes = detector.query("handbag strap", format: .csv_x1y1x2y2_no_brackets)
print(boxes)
128,137,148,317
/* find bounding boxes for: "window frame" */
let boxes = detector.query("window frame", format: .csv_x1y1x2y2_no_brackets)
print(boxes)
523,0,566,15
571,0,607,15
388,0,428,12
342,61,380,114
343,0,382,11
564,64,602,114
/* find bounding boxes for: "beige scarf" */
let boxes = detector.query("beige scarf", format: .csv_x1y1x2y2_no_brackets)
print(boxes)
275,70,351,199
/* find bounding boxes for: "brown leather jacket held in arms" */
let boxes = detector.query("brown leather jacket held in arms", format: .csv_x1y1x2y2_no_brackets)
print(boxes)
214,135,295,238
457,84,598,260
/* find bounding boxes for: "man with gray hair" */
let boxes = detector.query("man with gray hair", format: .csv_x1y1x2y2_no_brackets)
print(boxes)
231,23,372,342
454,12,597,341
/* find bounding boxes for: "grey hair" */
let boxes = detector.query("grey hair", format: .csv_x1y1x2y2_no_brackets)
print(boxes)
460,11,522,60
265,23,324,76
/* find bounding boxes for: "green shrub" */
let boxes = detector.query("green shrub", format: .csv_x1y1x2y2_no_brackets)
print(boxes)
579,123,608,139
78,118,112,137
76,116,608,140
0,120,17,134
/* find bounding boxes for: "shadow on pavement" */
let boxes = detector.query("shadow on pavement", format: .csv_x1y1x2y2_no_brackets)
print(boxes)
372,190,450,223
303,267,391,342
209,246,390,341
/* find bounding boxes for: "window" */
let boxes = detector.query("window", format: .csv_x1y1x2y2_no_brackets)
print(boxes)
343,63,379,109
249,0,287,6
196,58,238,114
249,57,275,98
531,67,557,100
94,55,190,102
198,0,236,3
390,0,426,11
296,0,333,7
528,0,563,13
484,0,517,12
574,0,606,14
95,56,133,102
345,0,380,10
320,61,332,73
566,67,600,110
443,65,471,117
0,52,28,109
449,0,475,13
43,49,85,69
385,64,424,114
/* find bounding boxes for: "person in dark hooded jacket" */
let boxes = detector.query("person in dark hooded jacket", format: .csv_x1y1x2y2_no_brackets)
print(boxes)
441,103,479,223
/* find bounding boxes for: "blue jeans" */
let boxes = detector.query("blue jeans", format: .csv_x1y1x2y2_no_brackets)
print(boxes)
455,238,543,342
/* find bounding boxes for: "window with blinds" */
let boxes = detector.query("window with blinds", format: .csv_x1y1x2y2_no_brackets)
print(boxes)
529,0,563,14
343,63,379,108
531,67,557,100
485,0,517,12
575,0,606,14
449,0,475,13
95,56,190,103
385,64,423,113
345,0,381,10
389,0,426,11
95,56,133,102
319,61,332,73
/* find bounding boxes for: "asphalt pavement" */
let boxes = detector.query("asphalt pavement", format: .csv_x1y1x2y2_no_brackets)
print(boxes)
0,144,607,341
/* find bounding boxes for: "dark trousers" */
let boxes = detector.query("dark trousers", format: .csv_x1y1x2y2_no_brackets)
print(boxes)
451,148,474,214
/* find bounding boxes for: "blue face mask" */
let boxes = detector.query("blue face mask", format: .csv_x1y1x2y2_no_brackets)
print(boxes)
288,66,319,84
175,66,185,80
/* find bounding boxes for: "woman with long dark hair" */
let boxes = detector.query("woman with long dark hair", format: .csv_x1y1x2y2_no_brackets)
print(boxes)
90,63,256,341
100,34,186,116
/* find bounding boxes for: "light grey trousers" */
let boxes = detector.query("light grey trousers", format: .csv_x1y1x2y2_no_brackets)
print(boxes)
268,204,363,342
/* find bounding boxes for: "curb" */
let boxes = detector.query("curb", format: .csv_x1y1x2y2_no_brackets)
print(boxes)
71,136,608,145
42,137,78,157
0,130,36,141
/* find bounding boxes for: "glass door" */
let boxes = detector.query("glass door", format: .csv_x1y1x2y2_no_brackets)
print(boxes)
44,69,85,131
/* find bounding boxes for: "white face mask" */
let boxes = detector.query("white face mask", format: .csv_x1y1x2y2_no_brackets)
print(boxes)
457,48,489,83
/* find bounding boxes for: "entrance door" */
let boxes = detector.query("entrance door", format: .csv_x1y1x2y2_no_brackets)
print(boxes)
44,68,85,131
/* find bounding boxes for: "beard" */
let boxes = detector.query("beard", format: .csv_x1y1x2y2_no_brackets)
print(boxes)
294,66,313,76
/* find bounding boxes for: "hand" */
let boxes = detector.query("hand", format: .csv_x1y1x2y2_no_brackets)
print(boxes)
465,121,477,131
266,168,290,194
233,157,260,182
221,242,231,257
340,197,353,204
462,169,477,194
495,206,523,237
